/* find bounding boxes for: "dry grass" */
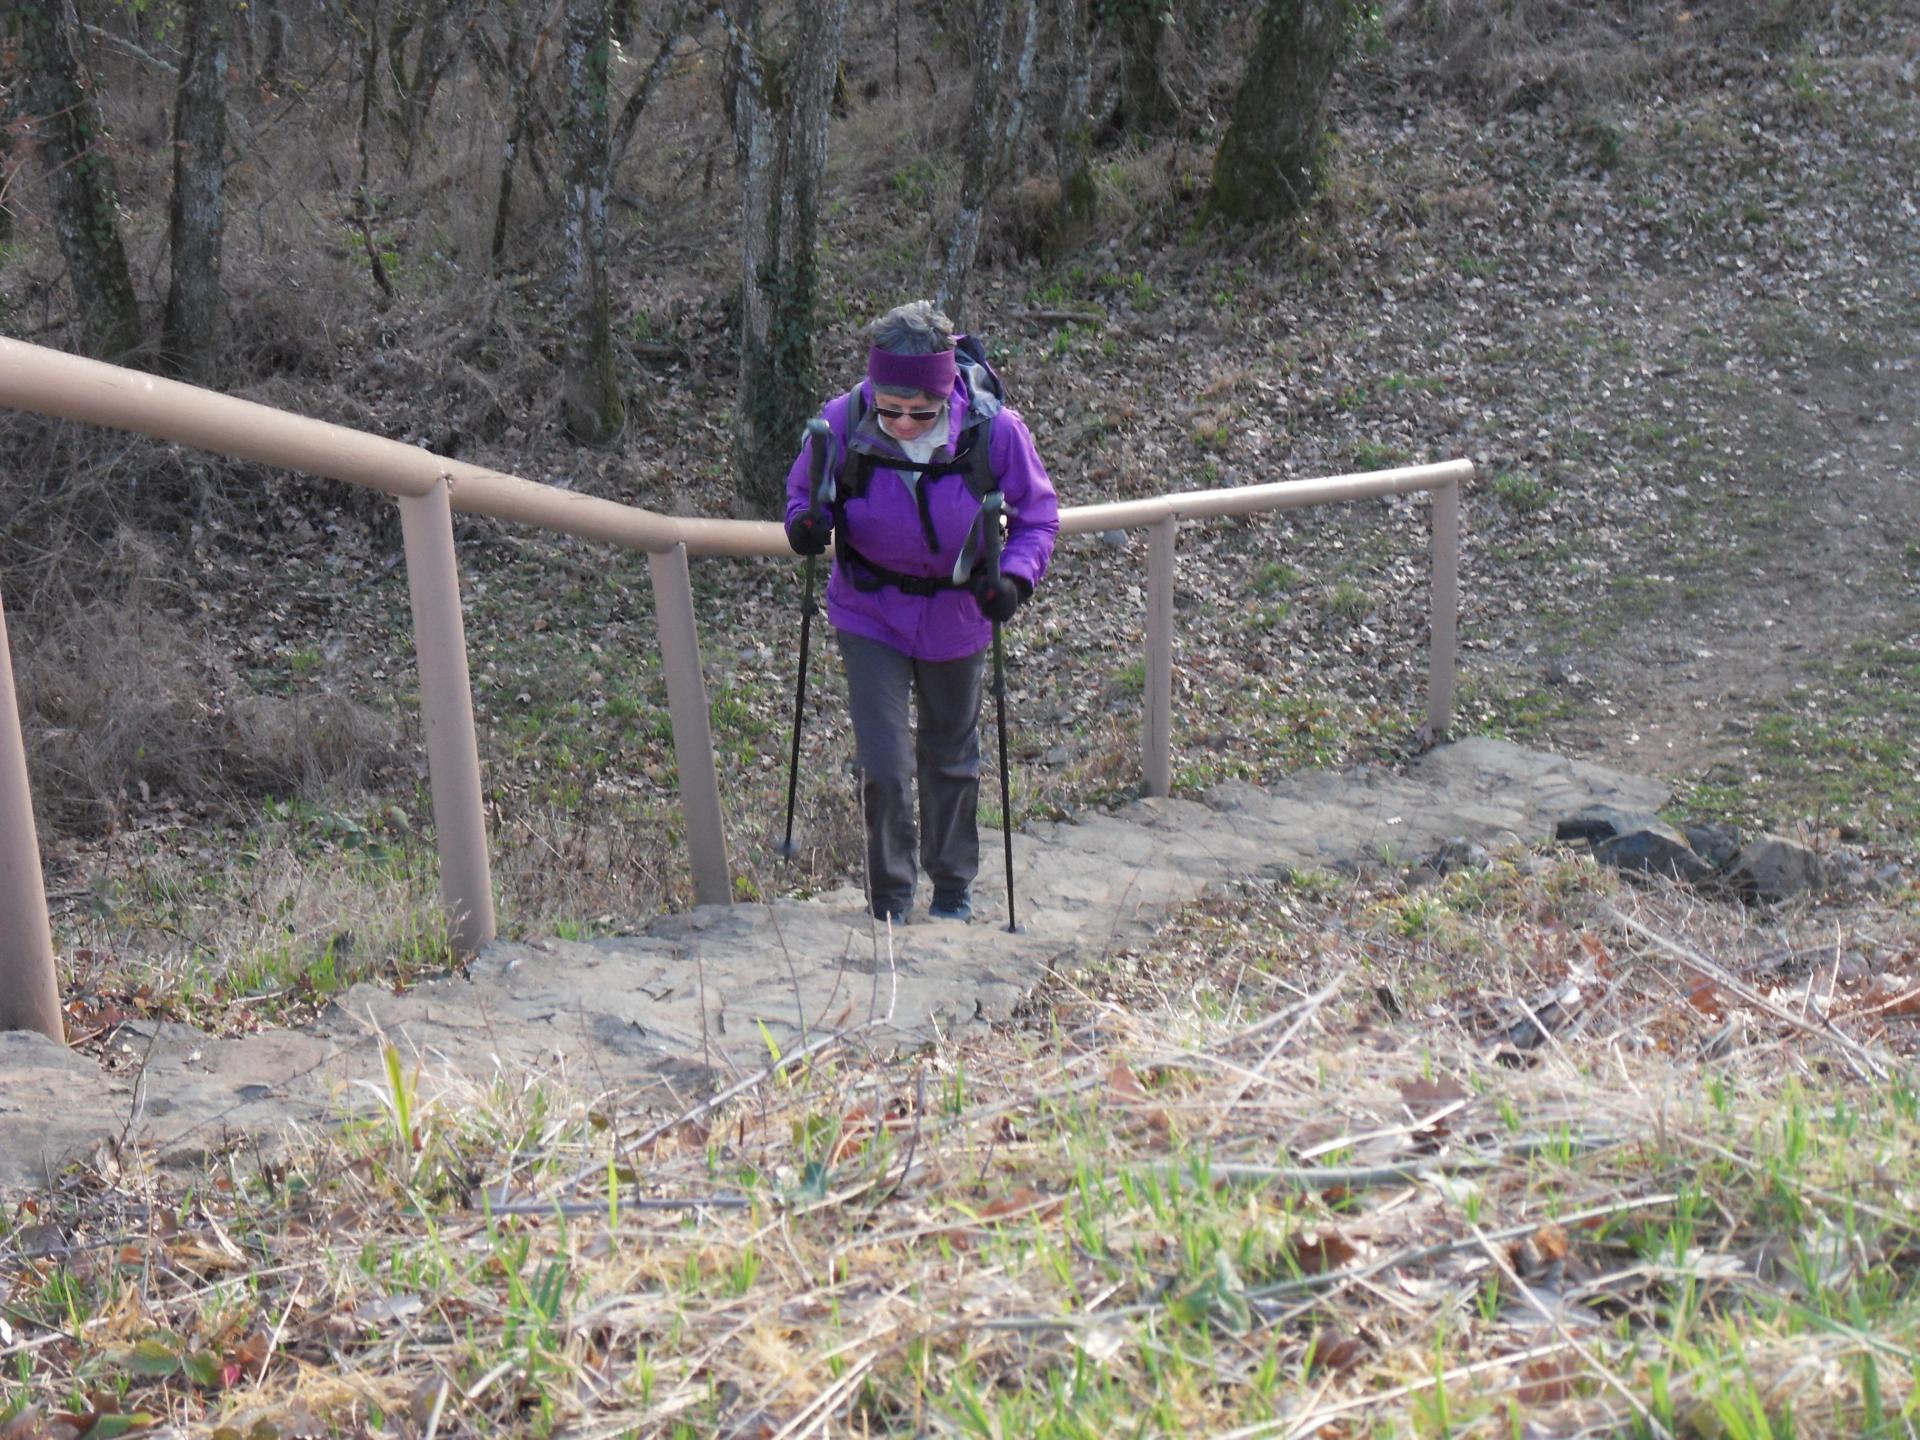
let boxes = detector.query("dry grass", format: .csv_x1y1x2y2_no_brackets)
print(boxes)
14,595,396,836
7,860,1919,1437
58,825,448,1033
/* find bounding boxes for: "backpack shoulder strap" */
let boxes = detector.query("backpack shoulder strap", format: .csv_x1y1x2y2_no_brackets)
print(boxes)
961,410,1000,502
836,385,878,504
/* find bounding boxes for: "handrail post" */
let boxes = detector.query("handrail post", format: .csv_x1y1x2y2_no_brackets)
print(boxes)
1426,478,1459,740
0,588,62,1041
399,481,497,955
1144,515,1178,797
649,543,731,906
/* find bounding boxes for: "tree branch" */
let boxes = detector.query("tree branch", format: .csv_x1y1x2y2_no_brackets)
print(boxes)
81,22,176,76
612,0,719,168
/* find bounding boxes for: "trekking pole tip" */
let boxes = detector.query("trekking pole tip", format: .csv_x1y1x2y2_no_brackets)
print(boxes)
774,836,802,861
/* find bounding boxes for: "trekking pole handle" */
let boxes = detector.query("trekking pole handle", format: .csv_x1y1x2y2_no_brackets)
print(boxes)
981,490,1005,585
804,417,832,522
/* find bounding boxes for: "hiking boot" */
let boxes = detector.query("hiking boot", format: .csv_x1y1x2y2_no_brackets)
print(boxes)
928,891,973,923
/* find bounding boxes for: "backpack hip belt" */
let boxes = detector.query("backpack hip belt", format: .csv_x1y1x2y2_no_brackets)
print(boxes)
833,534,971,597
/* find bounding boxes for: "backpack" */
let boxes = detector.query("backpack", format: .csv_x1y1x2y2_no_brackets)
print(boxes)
829,334,1007,596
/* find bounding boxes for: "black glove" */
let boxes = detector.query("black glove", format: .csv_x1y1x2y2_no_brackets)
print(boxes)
971,574,1029,623
786,512,830,556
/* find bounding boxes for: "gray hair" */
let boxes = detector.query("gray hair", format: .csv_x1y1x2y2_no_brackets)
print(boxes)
868,301,954,395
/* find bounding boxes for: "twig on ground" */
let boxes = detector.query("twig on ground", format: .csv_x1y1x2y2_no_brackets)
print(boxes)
1248,1190,1680,1310
1604,904,1893,1081
554,1020,879,1194
1013,307,1105,326
1260,1340,1582,1440
1205,969,1347,1138
762,901,813,1055
1189,1130,1625,1192
1471,1221,1675,1438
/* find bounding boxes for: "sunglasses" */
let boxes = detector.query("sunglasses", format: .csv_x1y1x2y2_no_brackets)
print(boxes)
874,404,944,423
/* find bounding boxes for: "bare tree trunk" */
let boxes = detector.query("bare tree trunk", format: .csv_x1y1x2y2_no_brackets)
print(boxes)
1050,0,1094,257
351,0,398,304
0,80,16,250
260,0,290,87
560,0,623,443
1116,4,1176,132
729,0,851,517
492,0,558,261
1001,0,1041,161
1209,0,1349,226
162,0,230,382
388,0,472,176
934,0,1006,326
389,1,444,172
11,0,144,359
611,0,711,168
935,0,1038,323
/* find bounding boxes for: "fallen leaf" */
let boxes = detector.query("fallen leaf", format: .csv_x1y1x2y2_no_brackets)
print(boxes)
122,1337,181,1378
1305,1329,1367,1375
1516,1353,1581,1404
978,1187,1061,1222
1685,981,1723,1018
1398,1075,1470,1110
1286,1230,1361,1275
1105,1061,1147,1102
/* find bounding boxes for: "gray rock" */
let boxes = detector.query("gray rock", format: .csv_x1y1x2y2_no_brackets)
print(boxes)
1427,836,1493,875
1726,834,1832,904
1682,821,1745,870
1593,827,1718,885
1554,803,1665,846
1554,804,1716,883
1828,852,1869,890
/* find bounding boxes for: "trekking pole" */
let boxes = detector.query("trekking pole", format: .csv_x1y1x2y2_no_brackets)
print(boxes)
777,417,832,860
981,493,1021,933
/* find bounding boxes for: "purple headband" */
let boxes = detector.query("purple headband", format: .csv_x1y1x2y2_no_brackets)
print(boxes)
867,346,955,396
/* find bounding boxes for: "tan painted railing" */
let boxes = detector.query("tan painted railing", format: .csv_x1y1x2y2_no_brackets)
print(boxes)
0,337,1467,1041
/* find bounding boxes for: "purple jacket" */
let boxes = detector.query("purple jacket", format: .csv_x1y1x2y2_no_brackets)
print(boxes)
784,365,1060,662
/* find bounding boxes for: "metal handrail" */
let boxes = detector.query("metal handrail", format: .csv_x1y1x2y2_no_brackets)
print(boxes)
0,336,1466,1041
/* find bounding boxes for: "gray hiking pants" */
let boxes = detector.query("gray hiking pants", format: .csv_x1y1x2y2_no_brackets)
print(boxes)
837,630,986,918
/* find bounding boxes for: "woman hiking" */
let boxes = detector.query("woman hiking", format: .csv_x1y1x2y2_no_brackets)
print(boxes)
784,300,1060,923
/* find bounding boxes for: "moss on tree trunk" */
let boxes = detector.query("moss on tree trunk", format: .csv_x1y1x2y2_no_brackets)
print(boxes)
1208,0,1350,227
14,0,144,359
732,0,850,517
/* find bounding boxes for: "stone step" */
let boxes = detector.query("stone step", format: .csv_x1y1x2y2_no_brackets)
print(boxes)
0,739,1666,1190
